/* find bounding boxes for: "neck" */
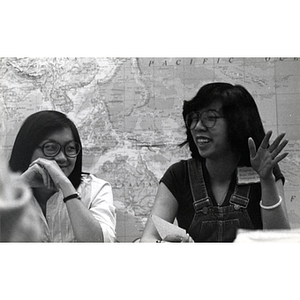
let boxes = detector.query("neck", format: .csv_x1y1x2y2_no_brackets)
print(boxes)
33,187,56,204
205,153,240,183
32,187,56,217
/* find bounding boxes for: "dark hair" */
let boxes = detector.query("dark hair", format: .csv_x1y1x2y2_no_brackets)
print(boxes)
182,82,266,166
9,110,82,189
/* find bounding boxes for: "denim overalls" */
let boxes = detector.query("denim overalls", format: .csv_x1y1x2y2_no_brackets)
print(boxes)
187,159,254,242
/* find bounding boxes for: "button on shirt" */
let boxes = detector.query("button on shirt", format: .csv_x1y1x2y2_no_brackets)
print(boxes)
31,174,116,242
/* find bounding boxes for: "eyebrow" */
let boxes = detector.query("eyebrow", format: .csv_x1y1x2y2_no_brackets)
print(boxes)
197,108,222,114
40,139,75,145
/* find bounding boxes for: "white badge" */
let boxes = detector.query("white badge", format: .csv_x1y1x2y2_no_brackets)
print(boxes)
237,167,260,185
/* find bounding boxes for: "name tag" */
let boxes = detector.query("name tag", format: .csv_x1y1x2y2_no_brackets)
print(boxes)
237,167,260,185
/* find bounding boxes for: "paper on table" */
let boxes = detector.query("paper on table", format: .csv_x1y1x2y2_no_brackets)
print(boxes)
151,214,186,239
234,228,300,242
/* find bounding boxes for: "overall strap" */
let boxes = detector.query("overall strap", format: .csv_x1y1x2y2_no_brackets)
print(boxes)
187,159,213,213
229,184,251,210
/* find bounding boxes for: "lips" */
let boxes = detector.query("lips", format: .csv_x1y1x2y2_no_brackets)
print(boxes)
59,165,69,169
195,136,212,145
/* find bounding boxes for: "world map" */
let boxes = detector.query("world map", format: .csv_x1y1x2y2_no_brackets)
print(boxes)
1,57,300,241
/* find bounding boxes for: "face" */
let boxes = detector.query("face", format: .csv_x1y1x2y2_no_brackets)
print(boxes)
31,127,77,177
190,101,232,160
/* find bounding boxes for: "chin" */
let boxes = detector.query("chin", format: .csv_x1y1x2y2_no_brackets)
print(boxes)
196,148,209,158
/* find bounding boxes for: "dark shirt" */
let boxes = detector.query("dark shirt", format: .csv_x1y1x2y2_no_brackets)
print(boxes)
160,160,284,231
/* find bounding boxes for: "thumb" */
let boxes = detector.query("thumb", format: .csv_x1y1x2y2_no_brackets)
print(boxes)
248,137,256,159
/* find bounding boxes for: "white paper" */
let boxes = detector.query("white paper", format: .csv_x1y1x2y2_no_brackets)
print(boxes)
151,215,186,239
234,228,300,242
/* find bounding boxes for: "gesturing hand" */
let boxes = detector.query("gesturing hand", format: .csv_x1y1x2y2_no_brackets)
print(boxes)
248,131,288,180
162,233,194,243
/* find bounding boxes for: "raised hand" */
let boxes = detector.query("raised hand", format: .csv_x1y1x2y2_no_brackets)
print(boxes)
248,131,288,180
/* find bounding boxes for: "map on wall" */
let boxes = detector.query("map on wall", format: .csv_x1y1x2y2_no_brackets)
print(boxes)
1,57,300,241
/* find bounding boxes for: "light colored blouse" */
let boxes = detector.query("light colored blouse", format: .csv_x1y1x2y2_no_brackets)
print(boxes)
32,174,116,242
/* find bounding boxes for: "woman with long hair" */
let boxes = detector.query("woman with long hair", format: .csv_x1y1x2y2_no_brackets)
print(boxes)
9,110,116,242
141,82,290,242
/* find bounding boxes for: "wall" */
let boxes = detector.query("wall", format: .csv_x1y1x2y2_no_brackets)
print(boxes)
1,57,299,241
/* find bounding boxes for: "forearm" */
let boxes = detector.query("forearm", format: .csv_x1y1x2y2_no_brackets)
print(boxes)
260,176,290,229
60,179,104,242
140,183,178,242
140,218,161,242
65,199,104,242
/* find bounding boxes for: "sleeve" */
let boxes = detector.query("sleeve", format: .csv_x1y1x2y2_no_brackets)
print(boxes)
159,161,188,203
87,176,117,242
273,163,285,184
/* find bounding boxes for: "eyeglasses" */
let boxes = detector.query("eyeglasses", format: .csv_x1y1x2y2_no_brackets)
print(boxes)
185,110,224,130
38,141,81,158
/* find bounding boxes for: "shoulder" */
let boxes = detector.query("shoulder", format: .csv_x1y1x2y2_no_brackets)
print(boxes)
164,159,189,174
161,160,195,216
79,173,113,205
160,159,190,192
81,173,109,184
80,173,112,191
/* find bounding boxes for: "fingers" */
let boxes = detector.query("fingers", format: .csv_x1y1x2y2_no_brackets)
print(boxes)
41,166,57,190
40,165,50,188
29,161,54,190
253,131,289,158
273,152,289,165
268,132,287,152
36,165,52,189
259,130,272,150
248,137,257,159
30,158,60,177
163,234,183,242
249,132,289,165
182,233,194,243
163,233,193,243
271,139,288,159
29,158,67,191
266,133,288,161
249,131,274,157
30,157,56,169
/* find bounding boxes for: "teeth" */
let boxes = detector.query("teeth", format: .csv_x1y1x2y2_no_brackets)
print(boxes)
197,138,210,143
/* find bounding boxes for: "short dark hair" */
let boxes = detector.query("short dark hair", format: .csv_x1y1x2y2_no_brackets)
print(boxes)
181,82,266,166
9,110,82,189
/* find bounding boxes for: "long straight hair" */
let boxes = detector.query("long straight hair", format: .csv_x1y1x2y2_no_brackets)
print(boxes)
9,110,82,189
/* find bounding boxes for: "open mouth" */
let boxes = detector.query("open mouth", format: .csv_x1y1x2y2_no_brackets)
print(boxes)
196,137,211,144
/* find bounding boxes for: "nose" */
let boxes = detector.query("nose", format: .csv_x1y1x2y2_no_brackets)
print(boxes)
194,118,207,131
54,149,68,162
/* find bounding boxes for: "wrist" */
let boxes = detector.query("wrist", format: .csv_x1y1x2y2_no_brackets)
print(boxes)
259,173,275,183
58,178,77,196
260,196,282,210
63,192,81,203
57,176,72,189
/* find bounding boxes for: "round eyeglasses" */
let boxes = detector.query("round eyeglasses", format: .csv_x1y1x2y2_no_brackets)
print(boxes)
185,110,224,130
38,141,81,158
